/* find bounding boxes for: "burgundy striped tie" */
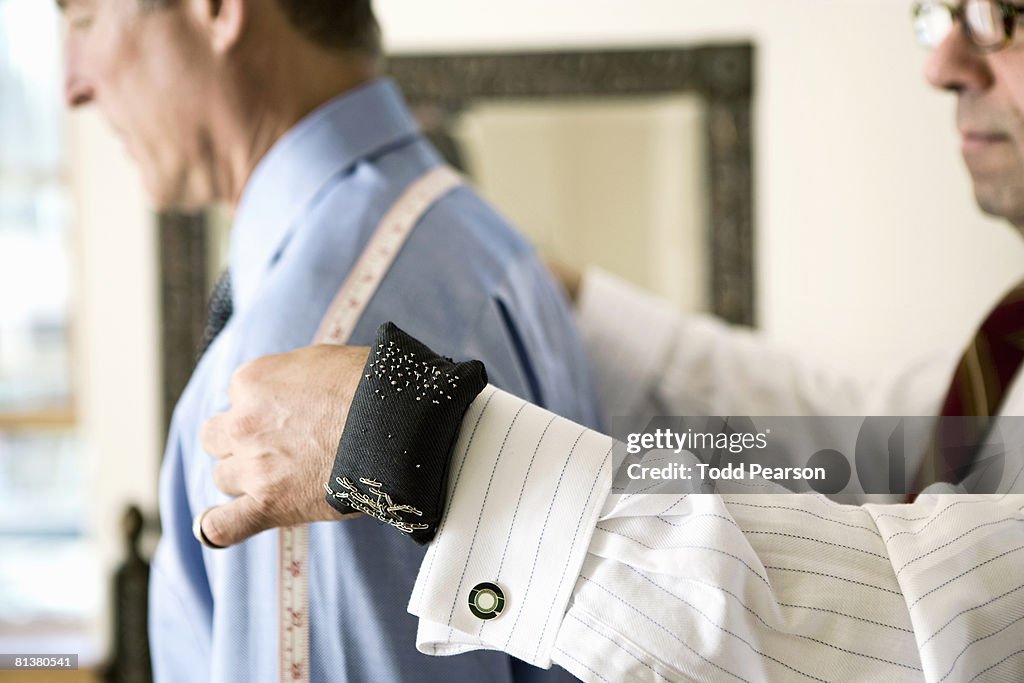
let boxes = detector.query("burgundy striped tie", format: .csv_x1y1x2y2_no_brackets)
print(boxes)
909,280,1024,495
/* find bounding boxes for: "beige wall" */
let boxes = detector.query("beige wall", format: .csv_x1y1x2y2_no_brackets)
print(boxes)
377,0,1024,378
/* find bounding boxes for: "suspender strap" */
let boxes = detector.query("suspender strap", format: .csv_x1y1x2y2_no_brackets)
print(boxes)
279,165,463,682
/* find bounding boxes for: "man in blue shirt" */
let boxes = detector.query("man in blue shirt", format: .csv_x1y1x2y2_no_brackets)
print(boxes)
59,0,599,680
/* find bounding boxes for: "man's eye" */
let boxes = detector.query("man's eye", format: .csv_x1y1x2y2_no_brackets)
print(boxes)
67,13,94,30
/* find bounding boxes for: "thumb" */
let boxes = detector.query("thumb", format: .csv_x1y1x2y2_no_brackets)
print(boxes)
195,495,267,548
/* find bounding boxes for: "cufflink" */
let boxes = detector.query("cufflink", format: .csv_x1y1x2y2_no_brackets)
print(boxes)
468,582,505,620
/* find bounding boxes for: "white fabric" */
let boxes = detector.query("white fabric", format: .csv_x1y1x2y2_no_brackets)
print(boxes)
408,268,1024,682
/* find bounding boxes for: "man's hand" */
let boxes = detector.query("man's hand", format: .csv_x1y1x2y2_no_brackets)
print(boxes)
197,345,370,547
543,257,583,305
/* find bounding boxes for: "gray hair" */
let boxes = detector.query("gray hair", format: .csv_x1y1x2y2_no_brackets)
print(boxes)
141,0,381,57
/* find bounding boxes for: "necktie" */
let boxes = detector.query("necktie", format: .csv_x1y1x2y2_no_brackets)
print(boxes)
199,270,233,357
910,279,1024,494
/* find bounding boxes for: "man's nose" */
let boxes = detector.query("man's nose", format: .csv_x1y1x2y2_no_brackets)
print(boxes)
64,73,94,107
924,24,995,93
63,43,95,108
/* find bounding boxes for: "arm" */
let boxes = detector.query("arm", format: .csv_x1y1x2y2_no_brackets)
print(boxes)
576,268,955,420
197,332,1024,682
198,281,1018,681
409,386,1024,682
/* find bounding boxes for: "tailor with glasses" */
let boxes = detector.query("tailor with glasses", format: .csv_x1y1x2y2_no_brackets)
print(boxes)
199,3,1024,682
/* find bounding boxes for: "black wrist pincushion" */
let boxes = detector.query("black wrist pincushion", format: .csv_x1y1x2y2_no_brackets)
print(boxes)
324,322,488,545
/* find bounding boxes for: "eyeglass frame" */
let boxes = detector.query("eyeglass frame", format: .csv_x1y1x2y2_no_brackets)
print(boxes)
913,0,1024,52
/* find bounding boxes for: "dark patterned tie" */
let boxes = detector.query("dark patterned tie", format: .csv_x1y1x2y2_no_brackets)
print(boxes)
910,279,1024,495
199,270,233,357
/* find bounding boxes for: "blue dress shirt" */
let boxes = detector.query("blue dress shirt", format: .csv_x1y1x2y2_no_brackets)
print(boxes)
149,78,601,682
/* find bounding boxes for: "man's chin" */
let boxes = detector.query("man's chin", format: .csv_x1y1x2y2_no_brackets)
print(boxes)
146,178,214,214
973,180,1024,227
153,198,212,214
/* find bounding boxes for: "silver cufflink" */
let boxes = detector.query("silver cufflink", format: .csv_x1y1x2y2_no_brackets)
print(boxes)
468,582,505,620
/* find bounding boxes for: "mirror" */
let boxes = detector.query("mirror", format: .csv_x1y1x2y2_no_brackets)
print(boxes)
453,95,708,311
390,45,755,323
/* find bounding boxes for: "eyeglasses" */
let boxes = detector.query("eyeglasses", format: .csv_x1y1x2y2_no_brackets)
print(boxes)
913,0,1024,51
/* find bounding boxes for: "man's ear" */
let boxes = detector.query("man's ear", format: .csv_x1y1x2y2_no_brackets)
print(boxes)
191,0,247,54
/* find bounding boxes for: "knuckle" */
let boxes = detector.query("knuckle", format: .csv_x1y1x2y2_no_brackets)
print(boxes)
233,358,261,386
228,412,261,442
228,359,263,402
200,416,224,450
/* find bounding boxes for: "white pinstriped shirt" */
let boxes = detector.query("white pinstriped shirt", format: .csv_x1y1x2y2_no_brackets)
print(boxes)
407,270,1024,682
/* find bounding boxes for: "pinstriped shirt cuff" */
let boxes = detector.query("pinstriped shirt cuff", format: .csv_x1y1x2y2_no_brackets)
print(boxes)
577,268,679,422
408,386,613,668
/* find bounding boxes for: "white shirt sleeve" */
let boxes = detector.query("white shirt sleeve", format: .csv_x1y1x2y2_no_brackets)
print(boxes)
408,386,1024,682
576,268,957,421
407,269,1024,681
408,387,614,666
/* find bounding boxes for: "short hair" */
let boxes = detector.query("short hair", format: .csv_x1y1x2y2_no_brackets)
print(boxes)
275,0,381,57
142,0,381,57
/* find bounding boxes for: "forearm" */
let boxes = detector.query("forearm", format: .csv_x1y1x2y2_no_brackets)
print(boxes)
577,268,952,420
410,394,1024,681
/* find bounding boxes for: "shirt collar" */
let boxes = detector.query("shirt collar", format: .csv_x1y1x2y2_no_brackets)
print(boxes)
229,78,420,312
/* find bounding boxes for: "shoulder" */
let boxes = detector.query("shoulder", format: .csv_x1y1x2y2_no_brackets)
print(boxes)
373,178,549,343
414,181,534,281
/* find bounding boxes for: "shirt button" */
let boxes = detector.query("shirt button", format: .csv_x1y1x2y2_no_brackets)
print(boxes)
468,582,505,620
